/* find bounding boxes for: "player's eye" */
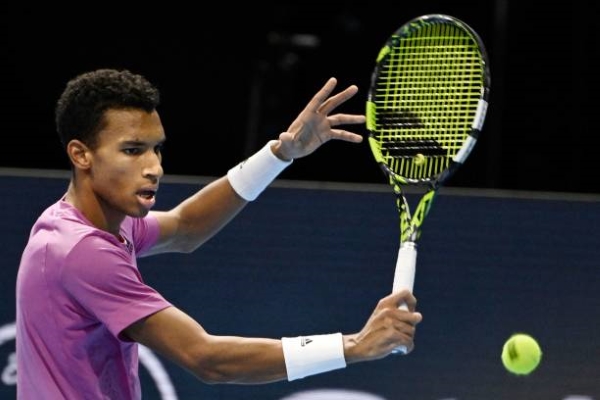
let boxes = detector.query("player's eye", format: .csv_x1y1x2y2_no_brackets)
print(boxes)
123,148,142,155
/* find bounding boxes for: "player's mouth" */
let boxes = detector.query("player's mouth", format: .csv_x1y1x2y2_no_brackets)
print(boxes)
137,188,157,209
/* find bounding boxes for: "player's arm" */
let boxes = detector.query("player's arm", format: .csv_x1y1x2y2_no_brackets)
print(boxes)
146,78,364,256
122,290,422,384
123,306,288,384
146,176,248,256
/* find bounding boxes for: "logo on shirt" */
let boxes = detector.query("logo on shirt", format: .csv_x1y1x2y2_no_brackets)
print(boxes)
120,236,134,255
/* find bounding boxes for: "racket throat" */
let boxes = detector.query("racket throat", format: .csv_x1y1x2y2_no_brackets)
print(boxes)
399,189,437,242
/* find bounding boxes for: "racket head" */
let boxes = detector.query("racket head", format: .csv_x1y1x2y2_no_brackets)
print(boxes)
366,14,491,188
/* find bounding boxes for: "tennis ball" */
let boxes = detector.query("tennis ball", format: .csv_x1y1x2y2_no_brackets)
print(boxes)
413,153,426,165
501,333,542,375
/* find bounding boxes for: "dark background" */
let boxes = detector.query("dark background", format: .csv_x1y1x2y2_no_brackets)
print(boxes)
1,1,598,193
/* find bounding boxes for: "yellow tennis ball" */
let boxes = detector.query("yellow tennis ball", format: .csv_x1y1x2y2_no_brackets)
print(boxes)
501,333,542,375
413,153,426,165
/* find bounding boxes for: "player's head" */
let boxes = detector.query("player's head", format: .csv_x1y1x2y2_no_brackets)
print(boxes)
55,68,160,152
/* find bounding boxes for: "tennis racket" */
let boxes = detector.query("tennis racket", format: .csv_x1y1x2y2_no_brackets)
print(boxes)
366,14,491,354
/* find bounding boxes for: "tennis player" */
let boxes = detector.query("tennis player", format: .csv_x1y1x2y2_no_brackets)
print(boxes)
15,68,422,399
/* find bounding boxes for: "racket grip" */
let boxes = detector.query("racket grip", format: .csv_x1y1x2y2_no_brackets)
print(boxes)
391,241,417,355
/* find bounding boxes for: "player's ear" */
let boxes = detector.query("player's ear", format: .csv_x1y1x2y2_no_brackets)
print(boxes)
67,140,92,170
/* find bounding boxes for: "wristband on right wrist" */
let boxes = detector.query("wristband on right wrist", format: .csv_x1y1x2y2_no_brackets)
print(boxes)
281,333,346,381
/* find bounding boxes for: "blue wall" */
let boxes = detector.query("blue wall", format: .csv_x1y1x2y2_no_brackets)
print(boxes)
1,171,599,399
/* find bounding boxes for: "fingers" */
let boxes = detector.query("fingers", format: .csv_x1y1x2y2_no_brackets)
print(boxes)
393,308,423,329
318,85,360,115
329,129,363,143
382,290,419,312
327,113,365,144
279,77,364,159
305,77,360,116
348,292,422,362
387,293,422,354
390,318,419,354
305,77,338,113
378,290,422,331
400,291,418,313
327,113,366,127
369,298,421,358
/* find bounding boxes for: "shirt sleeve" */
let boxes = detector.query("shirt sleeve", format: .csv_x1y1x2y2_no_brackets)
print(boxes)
61,234,172,338
127,214,160,257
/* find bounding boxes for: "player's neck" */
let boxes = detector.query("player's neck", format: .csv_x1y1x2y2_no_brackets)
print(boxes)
64,180,125,236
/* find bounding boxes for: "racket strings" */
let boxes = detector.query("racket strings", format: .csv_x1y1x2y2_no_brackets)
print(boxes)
372,21,485,181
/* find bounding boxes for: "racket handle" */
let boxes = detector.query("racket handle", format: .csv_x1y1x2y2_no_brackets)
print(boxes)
391,241,417,355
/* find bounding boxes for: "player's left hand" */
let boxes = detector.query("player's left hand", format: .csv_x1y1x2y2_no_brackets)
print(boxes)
272,77,365,161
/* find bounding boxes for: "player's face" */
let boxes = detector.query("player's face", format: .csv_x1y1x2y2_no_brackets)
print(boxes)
89,108,165,219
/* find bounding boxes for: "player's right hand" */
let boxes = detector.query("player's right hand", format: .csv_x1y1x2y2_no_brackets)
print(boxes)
342,290,423,362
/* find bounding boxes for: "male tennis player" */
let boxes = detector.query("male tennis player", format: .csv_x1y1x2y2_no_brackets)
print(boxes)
16,68,422,399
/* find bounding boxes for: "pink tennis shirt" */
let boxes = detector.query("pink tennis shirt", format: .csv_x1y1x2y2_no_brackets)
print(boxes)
16,199,173,399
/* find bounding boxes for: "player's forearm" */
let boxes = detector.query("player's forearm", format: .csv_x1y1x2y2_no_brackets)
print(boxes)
167,142,291,253
191,333,350,384
168,176,248,252
187,336,288,384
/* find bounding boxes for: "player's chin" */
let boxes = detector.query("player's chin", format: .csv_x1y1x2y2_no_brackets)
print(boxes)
126,208,150,219
128,202,153,218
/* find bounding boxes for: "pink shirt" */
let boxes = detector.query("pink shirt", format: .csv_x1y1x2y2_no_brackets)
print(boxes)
16,199,172,399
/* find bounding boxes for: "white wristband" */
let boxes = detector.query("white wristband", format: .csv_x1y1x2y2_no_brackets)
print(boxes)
281,333,346,381
227,140,292,201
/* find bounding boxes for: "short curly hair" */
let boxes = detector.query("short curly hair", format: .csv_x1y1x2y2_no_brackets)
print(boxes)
55,68,160,150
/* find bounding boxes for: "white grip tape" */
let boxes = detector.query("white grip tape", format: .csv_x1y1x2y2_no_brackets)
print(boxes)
391,242,417,355
227,140,293,201
281,333,346,381
393,242,417,298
